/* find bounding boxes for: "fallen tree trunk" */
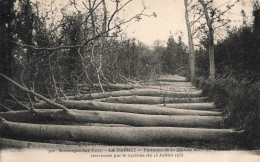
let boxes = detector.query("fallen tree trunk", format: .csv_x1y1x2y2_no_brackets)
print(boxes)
78,83,145,90
158,81,193,87
60,89,203,100
97,96,208,104
0,138,102,149
0,110,223,128
161,102,217,110
33,100,221,116
141,85,198,92
158,76,188,82
0,118,243,145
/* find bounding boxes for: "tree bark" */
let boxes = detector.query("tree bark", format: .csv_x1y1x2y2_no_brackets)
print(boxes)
0,118,244,145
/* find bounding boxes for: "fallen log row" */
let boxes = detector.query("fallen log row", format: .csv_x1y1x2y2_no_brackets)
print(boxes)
0,109,130,127
0,110,224,128
79,83,198,92
159,102,217,110
141,85,198,92
33,100,221,116
158,81,193,86
60,89,203,100
97,96,208,104
0,118,244,145
157,78,188,82
78,83,145,90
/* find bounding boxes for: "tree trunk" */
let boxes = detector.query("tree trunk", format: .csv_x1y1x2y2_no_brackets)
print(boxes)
0,109,223,128
184,0,195,82
161,102,216,110
0,138,102,149
140,85,198,92
0,118,244,145
33,100,221,116
158,75,187,82
60,88,202,100
158,81,193,86
209,40,215,81
97,96,208,104
78,83,144,90
198,0,216,81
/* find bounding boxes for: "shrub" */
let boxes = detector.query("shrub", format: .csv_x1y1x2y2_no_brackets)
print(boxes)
193,76,260,149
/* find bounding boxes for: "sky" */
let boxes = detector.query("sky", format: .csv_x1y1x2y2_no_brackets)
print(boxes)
121,0,254,46
31,0,255,47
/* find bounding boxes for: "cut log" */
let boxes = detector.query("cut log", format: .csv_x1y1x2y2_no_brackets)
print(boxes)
141,85,198,92
161,102,216,110
0,110,223,128
61,100,220,116
0,138,102,149
0,118,244,145
0,110,41,122
97,96,208,104
158,75,188,82
79,83,145,90
60,89,203,100
158,81,193,87
33,100,221,116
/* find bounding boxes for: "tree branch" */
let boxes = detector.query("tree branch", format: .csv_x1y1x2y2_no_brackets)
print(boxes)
0,103,13,112
0,73,70,112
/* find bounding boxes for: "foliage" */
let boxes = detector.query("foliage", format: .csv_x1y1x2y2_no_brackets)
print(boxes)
161,34,189,75
196,25,259,81
193,75,260,149
192,3,260,148
0,0,16,100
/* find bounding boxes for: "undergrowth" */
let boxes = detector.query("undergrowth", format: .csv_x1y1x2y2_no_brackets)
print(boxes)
193,75,260,149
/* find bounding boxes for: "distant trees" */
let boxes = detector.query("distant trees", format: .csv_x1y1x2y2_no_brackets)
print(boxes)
161,34,189,75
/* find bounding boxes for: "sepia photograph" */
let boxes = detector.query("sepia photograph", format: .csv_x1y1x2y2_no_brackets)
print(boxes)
0,0,259,161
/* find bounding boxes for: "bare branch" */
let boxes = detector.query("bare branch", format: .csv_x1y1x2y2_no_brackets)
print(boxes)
0,103,13,112
0,73,70,112
9,93,31,111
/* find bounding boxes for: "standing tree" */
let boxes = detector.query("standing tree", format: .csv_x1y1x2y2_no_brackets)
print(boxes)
198,0,215,81
184,0,196,82
188,0,240,81
162,34,177,74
